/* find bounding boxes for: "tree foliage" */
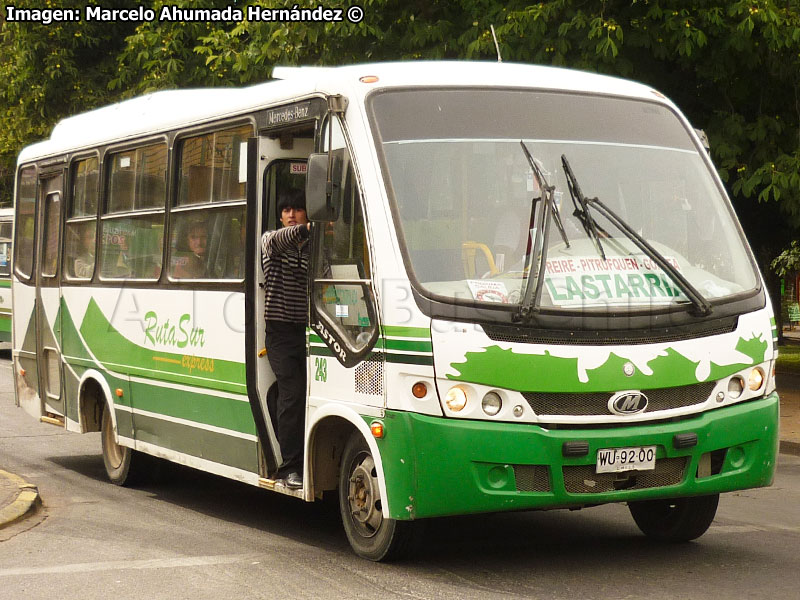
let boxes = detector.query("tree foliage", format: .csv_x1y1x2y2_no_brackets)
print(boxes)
2,1,800,266
0,0,138,204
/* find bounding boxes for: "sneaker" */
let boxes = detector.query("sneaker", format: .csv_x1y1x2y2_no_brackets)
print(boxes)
284,471,303,489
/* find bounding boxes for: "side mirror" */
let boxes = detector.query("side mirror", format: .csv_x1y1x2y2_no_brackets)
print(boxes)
306,150,345,222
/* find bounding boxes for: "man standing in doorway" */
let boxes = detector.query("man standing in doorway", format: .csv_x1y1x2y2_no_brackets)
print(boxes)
261,189,310,489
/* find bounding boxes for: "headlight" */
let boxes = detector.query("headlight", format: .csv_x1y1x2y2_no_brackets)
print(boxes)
748,367,764,391
727,376,744,399
481,392,502,416
445,386,468,412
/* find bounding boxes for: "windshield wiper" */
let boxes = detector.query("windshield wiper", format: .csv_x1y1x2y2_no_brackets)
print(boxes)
516,142,569,322
521,142,569,248
561,154,609,260
560,154,713,317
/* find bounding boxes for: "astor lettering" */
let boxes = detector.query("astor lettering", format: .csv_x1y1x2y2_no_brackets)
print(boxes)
313,320,347,362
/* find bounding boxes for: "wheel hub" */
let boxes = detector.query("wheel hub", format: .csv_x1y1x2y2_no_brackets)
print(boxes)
347,454,383,536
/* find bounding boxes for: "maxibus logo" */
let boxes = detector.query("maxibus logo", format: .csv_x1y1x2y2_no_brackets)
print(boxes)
143,310,206,349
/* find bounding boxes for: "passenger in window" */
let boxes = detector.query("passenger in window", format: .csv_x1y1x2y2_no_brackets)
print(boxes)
173,219,208,279
261,189,310,490
73,226,96,278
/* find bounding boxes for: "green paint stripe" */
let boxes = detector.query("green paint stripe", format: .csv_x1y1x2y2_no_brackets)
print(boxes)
310,345,336,358
133,413,258,473
384,338,432,352
309,343,432,365
0,280,10,288
64,355,97,369
770,317,776,325
382,325,430,339
130,380,256,435
386,353,433,366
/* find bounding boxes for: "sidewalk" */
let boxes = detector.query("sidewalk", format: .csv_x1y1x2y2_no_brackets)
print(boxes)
0,469,40,531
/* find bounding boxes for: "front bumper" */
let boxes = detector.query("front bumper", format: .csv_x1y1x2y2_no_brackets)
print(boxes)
377,393,779,520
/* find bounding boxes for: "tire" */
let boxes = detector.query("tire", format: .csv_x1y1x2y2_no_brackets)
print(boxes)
339,432,417,561
101,406,149,486
629,494,719,542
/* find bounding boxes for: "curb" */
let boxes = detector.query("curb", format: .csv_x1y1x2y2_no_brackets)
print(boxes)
780,440,800,457
0,469,41,530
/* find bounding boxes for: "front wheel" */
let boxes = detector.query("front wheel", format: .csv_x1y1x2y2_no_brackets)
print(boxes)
339,433,417,561
628,494,719,542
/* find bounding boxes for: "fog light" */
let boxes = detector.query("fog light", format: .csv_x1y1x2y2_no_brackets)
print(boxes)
748,367,764,391
727,376,744,399
481,392,502,416
513,405,524,418
445,386,468,412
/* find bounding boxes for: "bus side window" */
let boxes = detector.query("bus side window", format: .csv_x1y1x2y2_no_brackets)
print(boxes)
14,167,37,280
0,240,10,277
169,124,252,281
100,144,166,280
65,156,99,280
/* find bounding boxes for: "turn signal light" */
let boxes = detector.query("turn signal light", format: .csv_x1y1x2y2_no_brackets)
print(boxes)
19,368,25,377
411,382,427,398
370,421,385,438
115,388,124,397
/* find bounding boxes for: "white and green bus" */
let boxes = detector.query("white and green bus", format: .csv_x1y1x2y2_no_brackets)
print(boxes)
13,62,778,560
0,207,13,343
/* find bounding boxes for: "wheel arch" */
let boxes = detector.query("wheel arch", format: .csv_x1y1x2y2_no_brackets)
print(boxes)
77,370,114,434
306,404,390,515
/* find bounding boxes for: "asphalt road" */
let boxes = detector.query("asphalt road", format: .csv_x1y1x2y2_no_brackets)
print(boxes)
1,348,799,600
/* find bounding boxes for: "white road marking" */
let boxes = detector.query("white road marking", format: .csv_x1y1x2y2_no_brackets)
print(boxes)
0,554,263,577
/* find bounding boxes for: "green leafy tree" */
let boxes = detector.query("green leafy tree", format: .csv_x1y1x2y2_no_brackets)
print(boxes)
3,0,800,282
0,0,139,204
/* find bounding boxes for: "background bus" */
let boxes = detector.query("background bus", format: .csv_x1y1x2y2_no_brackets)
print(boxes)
0,207,13,343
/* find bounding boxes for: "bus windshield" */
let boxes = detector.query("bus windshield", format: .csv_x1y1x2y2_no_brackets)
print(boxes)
369,89,758,314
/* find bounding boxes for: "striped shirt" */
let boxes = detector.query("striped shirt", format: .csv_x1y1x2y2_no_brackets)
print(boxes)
261,225,310,323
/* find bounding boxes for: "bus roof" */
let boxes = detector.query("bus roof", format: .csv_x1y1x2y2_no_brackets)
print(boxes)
18,61,663,164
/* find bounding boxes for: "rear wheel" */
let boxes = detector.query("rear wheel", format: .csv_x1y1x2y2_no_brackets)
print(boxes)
339,432,417,561
629,494,719,542
101,406,148,486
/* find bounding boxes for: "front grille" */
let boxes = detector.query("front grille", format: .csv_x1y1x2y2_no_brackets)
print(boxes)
523,382,715,416
513,465,551,492
482,317,737,345
563,457,687,494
